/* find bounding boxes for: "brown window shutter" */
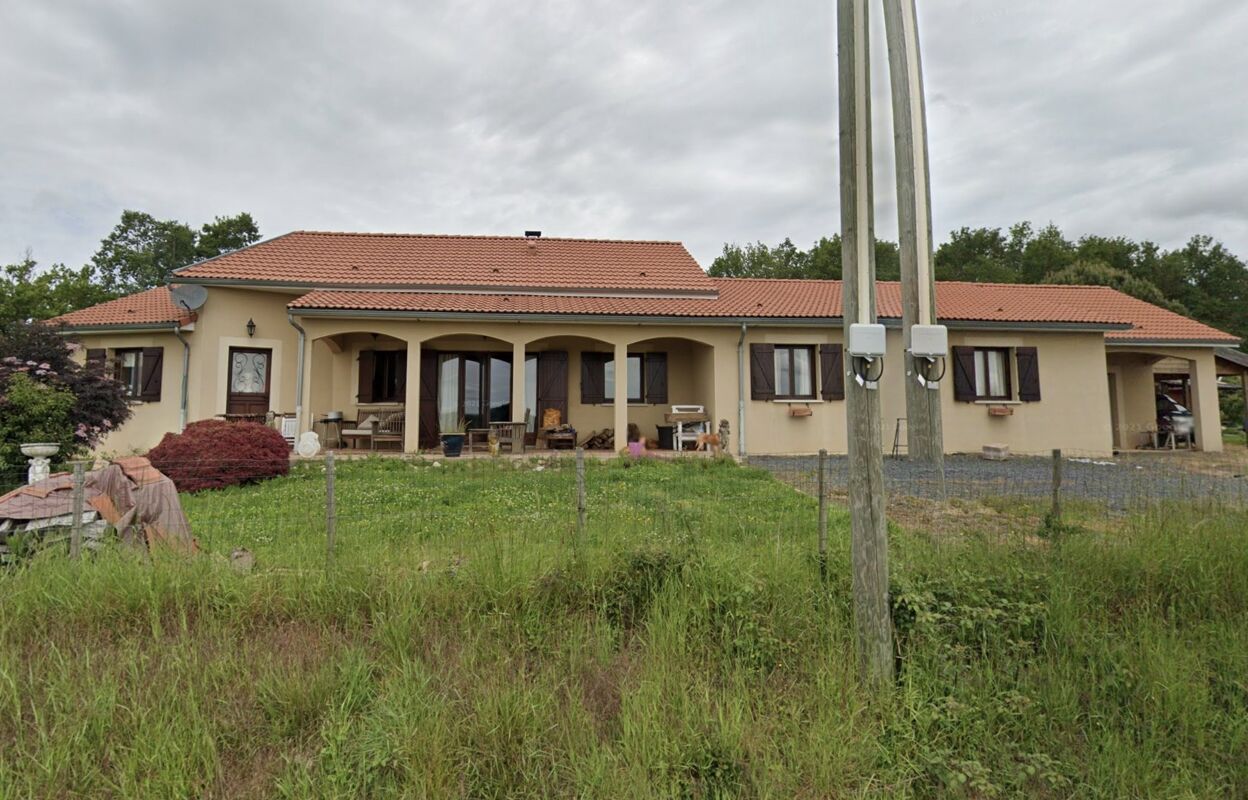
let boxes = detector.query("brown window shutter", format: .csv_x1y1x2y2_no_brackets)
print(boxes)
644,353,668,404
819,344,845,401
750,343,775,401
394,349,408,398
952,346,976,402
357,350,376,403
580,352,606,404
138,347,163,401
1016,347,1041,402
418,352,438,446
85,348,106,373
537,351,569,424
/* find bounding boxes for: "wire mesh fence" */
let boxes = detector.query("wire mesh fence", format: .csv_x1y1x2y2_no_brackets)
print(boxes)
2,446,1246,569
752,447,1248,538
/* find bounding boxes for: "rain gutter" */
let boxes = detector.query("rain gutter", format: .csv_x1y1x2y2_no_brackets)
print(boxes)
287,313,307,432
171,324,191,431
737,322,748,458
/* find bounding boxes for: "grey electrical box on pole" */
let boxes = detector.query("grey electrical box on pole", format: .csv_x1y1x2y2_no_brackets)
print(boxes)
838,0,895,686
883,0,945,468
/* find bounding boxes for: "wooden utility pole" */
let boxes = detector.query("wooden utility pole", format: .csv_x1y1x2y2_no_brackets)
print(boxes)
883,0,944,468
838,0,895,686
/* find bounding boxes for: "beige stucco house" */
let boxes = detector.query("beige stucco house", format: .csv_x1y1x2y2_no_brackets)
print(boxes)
51,231,1242,458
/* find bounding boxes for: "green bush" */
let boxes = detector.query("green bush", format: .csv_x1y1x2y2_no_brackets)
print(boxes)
0,372,77,470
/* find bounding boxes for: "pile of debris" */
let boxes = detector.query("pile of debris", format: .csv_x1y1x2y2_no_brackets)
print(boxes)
578,428,615,450
578,423,647,451
0,456,196,563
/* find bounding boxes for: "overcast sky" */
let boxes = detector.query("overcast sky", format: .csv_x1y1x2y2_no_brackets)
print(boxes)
2,0,1245,271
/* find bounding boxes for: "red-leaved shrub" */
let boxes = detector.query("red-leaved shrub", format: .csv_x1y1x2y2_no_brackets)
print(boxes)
148,419,290,492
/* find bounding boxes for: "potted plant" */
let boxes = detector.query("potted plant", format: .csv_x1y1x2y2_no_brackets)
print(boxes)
440,417,468,458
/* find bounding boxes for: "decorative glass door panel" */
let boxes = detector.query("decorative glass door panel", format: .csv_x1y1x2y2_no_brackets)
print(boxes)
226,347,272,417
231,351,268,393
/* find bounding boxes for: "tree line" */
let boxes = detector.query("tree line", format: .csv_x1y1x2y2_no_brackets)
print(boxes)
0,210,260,334
709,223,1248,347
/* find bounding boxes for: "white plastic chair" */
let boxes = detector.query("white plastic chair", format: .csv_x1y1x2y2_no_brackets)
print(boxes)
279,414,299,447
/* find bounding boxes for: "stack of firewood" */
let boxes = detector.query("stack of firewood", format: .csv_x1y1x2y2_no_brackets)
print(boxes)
579,428,614,449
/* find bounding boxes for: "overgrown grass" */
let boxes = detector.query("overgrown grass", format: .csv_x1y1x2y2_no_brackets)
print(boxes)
1,457,1246,798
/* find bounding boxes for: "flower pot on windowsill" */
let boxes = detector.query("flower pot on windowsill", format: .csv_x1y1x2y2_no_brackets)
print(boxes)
788,405,813,418
441,434,466,457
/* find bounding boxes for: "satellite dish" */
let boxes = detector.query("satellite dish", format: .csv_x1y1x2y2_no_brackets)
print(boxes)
169,284,208,312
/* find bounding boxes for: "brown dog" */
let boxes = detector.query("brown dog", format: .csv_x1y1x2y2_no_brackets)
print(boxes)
695,433,721,454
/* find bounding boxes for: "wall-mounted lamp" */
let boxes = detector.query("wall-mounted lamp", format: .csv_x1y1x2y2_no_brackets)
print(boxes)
246,318,256,338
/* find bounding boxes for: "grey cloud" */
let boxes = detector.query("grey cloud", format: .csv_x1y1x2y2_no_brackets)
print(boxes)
1,0,1244,271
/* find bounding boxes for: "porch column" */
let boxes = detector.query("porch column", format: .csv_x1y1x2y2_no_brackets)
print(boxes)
613,341,628,452
405,344,422,453
512,341,526,424
1189,352,1223,453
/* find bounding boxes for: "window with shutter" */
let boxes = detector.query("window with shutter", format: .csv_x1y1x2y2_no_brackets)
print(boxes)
973,348,1011,400
774,345,816,399
113,348,144,398
86,348,106,373
603,354,646,404
954,346,1031,402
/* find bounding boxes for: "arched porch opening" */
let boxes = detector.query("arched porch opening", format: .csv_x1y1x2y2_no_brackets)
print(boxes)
623,336,718,451
418,333,516,449
306,331,408,447
1106,348,1223,452
522,334,616,449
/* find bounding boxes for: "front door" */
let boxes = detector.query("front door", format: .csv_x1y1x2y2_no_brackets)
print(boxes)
226,347,272,419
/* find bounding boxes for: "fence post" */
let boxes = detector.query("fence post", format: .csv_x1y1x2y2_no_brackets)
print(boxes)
817,449,828,582
69,461,85,560
576,447,587,537
325,450,337,567
1050,449,1062,525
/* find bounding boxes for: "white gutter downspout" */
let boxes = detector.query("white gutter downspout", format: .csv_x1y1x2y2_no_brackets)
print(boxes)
172,325,190,431
287,312,306,432
737,322,748,458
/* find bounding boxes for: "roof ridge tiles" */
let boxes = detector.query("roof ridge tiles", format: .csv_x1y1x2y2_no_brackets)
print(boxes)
289,230,685,246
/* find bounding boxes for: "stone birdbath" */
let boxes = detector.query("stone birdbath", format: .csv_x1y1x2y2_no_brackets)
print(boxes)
20,442,60,485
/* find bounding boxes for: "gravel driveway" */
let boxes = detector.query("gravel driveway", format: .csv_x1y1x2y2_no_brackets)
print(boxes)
749,453,1248,513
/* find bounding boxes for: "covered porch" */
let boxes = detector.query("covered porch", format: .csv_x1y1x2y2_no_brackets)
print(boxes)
1106,346,1225,452
297,321,720,454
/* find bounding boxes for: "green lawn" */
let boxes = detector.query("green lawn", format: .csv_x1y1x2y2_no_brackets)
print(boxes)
1226,428,1247,447
2,457,1246,798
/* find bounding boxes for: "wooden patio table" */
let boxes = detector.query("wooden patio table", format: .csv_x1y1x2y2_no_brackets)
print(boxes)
664,412,710,424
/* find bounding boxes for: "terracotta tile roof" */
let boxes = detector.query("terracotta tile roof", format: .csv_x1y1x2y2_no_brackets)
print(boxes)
50,287,194,329
288,278,1239,344
174,231,714,294
1091,291,1241,343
